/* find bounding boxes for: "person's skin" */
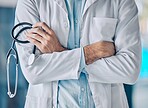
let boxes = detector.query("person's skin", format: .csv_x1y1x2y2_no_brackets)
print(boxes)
26,22,115,65
83,41,115,64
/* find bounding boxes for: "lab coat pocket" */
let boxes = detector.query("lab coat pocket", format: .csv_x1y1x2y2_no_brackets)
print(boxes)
89,17,118,44
25,96,52,108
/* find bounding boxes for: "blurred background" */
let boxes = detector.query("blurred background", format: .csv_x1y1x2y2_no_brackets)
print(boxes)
0,0,148,108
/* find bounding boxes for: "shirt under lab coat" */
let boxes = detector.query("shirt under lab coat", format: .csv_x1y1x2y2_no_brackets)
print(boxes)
15,0,141,108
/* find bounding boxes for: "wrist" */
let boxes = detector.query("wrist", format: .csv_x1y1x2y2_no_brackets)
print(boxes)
84,45,94,65
84,46,89,65
84,44,102,65
59,46,68,52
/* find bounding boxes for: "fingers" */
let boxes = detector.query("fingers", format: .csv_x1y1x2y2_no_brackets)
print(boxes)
33,22,54,35
26,36,42,50
26,36,51,53
26,29,51,49
28,27,50,40
26,22,62,53
26,32,51,51
26,33,44,44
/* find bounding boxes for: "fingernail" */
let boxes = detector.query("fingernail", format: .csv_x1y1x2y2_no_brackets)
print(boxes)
26,34,30,37
28,29,32,33
26,37,30,40
26,32,28,36
26,35,30,38
32,24,35,27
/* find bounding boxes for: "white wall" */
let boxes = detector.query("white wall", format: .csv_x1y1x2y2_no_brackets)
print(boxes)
0,0,17,7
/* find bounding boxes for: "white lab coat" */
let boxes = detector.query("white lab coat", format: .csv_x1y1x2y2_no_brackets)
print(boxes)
15,0,141,108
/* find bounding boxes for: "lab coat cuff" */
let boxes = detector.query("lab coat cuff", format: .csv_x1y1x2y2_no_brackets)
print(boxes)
69,48,82,79
79,47,86,71
77,47,87,78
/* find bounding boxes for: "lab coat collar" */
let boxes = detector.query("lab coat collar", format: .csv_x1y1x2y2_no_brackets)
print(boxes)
54,0,98,17
54,0,68,15
83,0,98,16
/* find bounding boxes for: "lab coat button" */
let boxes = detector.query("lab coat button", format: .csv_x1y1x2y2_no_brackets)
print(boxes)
75,19,78,24
75,44,78,48
64,22,68,28
81,88,85,92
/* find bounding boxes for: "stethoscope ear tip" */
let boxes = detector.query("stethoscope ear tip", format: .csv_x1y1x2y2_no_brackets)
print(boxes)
7,92,15,98
7,91,11,95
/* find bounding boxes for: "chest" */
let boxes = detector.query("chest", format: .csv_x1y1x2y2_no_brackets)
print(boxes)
37,0,119,47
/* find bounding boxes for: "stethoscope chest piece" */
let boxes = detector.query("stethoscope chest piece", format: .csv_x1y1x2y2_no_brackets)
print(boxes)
28,54,35,65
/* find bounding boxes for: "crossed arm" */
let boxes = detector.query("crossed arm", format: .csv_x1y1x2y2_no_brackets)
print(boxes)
26,22,115,65
15,0,141,85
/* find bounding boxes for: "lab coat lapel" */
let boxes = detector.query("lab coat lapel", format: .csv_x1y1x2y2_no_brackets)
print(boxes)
83,0,98,16
54,0,98,17
54,0,68,15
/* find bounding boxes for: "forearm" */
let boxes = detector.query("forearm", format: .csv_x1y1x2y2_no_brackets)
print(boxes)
85,0,141,84
16,42,82,85
84,45,98,65
84,41,115,65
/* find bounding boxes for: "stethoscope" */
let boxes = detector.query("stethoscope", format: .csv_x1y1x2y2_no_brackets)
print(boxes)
6,22,36,98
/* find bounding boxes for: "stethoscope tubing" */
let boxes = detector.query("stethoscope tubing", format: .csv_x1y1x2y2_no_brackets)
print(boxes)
11,22,32,43
7,22,36,98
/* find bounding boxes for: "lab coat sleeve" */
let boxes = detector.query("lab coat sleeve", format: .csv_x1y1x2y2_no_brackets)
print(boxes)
86,0,142,84
15,0,81,85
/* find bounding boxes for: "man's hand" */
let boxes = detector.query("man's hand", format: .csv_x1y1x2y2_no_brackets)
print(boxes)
26,22,66,53
84,41,115,65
